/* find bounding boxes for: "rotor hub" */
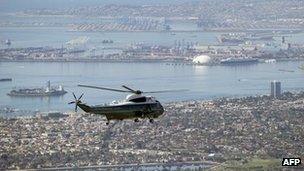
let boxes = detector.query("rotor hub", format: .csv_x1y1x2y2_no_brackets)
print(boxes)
135,90,142,94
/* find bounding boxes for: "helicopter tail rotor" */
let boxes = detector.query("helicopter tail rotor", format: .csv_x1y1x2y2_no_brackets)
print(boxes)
68,92,84,112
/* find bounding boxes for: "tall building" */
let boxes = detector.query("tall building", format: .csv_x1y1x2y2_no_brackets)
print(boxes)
271,81,281,98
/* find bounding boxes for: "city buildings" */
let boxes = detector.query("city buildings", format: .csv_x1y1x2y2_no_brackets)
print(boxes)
1,91,304,169
271,81,281,98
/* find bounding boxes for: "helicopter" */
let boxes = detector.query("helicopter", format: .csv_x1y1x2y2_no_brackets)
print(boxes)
69,84,187,125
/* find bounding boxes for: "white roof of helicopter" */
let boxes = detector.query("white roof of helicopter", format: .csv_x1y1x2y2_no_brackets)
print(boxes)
107,94,156,106
125,94,156,102
126,93,145,100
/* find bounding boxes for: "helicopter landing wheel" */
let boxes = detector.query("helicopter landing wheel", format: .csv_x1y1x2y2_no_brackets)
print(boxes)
149,119,154,123
134,118,139,122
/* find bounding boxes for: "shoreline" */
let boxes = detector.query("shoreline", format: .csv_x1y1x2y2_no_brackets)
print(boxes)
1,24,303,33
1,58,304,64
2,91,304,119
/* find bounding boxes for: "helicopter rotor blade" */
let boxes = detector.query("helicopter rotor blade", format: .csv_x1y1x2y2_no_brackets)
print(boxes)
78,84,188,94
68,101,75,104
122,85,136,92
78,84,131,93
143,89,188,94
72,92,77,100
75,104,78,112
78,93,84,100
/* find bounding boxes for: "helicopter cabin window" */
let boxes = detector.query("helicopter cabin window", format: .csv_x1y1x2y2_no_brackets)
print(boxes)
129,97,146,102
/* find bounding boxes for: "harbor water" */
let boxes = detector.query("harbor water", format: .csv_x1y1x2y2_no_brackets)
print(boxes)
0,61,303,116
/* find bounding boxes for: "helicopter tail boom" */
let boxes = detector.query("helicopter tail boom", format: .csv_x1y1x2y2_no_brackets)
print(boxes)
77,103,92,113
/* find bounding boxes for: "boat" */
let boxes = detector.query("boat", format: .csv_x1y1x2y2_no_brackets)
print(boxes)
220,57,259,65
264,59,276,63
102,40,114,44
218,33,244,44
278,69,295,73
5,39,11,45
7,81,67,97
0,78,12,82
219,37,243,44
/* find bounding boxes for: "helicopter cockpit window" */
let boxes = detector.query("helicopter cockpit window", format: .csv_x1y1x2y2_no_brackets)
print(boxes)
129,97,147,102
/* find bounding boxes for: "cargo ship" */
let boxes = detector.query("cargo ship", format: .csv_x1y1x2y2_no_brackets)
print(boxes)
7,81,67,97
0,78,12,82
218,33,274,44
102,39,114,44
220,57,259,65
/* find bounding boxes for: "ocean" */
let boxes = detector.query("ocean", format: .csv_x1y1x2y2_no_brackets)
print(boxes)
0,61,303,116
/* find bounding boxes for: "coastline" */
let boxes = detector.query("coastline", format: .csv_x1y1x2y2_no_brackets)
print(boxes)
2,91,304,119
1,57,304,65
